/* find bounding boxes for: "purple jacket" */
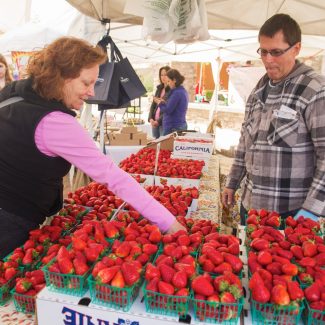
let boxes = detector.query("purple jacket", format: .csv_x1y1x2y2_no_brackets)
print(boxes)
159,85,188,131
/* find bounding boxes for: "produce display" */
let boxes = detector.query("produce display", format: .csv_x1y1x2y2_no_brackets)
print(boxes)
65,181,199,217
1,146,323,325
245,208,324,325
119,148,205,179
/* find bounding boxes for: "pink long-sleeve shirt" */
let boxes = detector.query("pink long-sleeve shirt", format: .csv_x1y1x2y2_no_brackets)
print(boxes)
34,111,175,232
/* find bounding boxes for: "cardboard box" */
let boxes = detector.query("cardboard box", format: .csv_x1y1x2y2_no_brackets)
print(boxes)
147,134,175,151
36,287,181,325
108,132,133,146
120,126,138,134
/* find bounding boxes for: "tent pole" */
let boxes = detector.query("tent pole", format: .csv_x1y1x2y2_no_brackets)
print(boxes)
209,57,220,121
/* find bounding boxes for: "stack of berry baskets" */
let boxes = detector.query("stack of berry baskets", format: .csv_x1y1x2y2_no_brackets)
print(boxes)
11,269,46,314
0,258,21,305
87,260,143,312
88,220,162,311
43,220,111,297
196,233,243,278
142,253,194,318
191,272,244,324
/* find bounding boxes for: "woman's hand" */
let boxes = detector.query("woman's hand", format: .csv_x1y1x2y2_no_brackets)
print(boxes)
165,219,187,234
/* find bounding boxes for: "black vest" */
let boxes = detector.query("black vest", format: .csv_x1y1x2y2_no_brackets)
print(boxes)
0,79,76,223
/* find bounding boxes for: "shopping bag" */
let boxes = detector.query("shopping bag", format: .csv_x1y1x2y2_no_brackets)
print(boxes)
87,35,146,109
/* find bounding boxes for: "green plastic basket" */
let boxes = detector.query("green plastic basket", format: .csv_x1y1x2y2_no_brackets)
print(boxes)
142,281,190,317
42,259,90,297
88,275,143,312
0,274,19,305
192,294,243,324
251,298,304,325
4,245,43,272
11,288,36,314
302,300,325,325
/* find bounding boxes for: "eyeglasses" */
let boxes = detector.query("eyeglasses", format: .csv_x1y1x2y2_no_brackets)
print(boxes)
257,44,295,57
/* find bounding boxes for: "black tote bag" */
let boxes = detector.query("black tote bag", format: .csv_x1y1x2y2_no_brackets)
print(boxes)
86,35,147,110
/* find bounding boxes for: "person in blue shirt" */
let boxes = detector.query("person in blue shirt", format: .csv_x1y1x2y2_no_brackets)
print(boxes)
158,69,189,135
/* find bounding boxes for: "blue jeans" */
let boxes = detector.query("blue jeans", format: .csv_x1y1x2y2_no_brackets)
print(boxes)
152,125,163,139
163,122,188,136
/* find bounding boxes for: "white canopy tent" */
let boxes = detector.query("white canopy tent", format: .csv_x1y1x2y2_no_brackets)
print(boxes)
67,0,325,36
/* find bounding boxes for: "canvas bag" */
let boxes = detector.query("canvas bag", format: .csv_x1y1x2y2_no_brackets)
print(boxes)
86,35,147,109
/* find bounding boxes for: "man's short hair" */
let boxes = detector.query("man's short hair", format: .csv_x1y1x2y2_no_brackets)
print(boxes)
258,14,301,45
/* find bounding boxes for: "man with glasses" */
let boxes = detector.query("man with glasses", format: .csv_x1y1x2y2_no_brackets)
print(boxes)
222,14,325,224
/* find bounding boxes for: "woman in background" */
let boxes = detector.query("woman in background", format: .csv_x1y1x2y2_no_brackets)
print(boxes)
0,54,13,90
148,65,170,138
158,69,188,135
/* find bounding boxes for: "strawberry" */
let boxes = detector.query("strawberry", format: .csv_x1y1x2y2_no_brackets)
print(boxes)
177,235,190,246
206,250,224,265
22,248,38,265
214,275,230,292
223,253,243,274
176,288,189,296
202,259,215,272
148,229,162,243
298,273,314,285
71,236,87,251
214,262,233,274
250,238,269,251
174,263,195,278
158,281,174,295
220,292,236,303
172,270,187,289
266,262,282,275
146,277,159,292
57,246,71,261
257,251,272,266
287,281,304,301
302,241,318,257
304,282,321,302
281,263,298,276
246,214,260,226
23,239,35,251
4,267,18,281
299,257,316,268
142,244,158,255
145,263,161,281
286,216,297,228
159,264,175,283
58,257,74,274
290,245,304,260
271,285,290,305
102,220,119,239
73,257,89,275
266,215,281,228
115,241,131,258
110,270,125,288
15,278,32,294
121,262,140,286
96,266,120,284
191,275,214,296
252,284,270,303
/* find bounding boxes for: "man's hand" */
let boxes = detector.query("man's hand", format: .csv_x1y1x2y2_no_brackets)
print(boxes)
165,219,187,234
222,188,235,208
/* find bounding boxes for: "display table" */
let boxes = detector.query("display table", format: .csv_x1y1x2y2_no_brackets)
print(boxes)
0,154,225,324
